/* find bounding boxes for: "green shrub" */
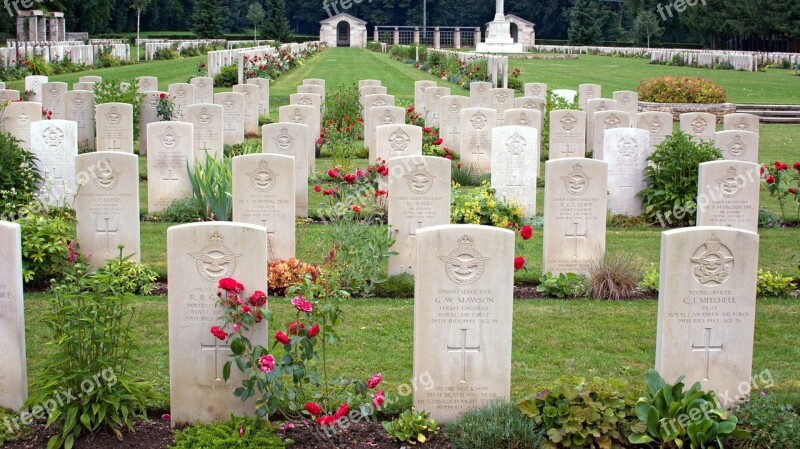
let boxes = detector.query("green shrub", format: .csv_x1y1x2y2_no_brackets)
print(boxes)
758,208,781,228
382,409,440,445
638,131,722,227
366,41,383,52
451,180,524,227
154,46,179,60
18,215,74,285
588,252,644,300
25,253,155,449
224,140,262,157
0,131,41,219
170,414,286,449
731,393,800,449
188,155,233,221
638,76,727,103
214,65,239,87
518,376,636,449
536,272,589,298
445,400,543,449
373,273,414,298
639,263,659,294
93,80,144,140
756,269,795,298
451,162,487,186
628,369,749,448
328,220,394,297
149,197,204,223
95,255,159,295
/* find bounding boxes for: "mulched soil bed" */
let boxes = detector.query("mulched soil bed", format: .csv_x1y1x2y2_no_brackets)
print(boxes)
5,416,451,448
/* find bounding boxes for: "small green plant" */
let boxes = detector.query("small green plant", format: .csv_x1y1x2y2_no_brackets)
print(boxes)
451,162,487,186
628,369,749,448
95,255,159,295
756,269,795,298
149,197,204,223
639,131,722,227
0,131,41,219
731,392,800,449
188,155,233,221
445,400,543,449
155,92,175,121
373,273,415,298
170,413,286,449
25,54,54,76
450,180,524,227
761,161,800,224
25,250,155,449
588,252,644,300
214,65,239,87
638,76,727,103
223,140,262,157
382,409,440,445
153,46,179,60
518,376,636,449
17,215,74,285
536,272,589,298
639,263,659,294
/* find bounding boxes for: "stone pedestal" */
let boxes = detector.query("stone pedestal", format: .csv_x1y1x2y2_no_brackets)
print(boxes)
433,27,440,49
27,15,37,42
477,20,523,53
393,27,400,45
413,28,420,44
16,16,26,42
454,28,461,49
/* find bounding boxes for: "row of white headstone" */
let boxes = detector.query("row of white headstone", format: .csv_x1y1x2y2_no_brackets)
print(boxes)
0,218,757,427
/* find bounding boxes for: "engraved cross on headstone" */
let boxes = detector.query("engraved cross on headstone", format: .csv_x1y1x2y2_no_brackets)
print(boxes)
162,169,180,198
692,327,724,381
471,134,486,164
108,138,121,151
200,338,232,381
508,173,524,187
565,221,587,258
96,217,118,254
563,144,575,157
447,328,480,383
408,220,423,237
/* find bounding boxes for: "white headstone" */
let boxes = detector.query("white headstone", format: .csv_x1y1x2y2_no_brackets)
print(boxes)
524,82,547,99
73,82,95,92
367,106,405,162
232,83,261,136
415,80,436,115
215,92,245,145
79,76,102,84
723,113,759,134
167,222,268,426
0,89,21,103
279,105,318,174
714,131,759,164
262,123,309,217
655,227,758,407
602,128,651,216
503,108,542,133
75,152,141,268
413,224,514,422
30,120,78,206
359,79,381,89
0,221,27,411
96,103,134,153
232,154,296,261
586,98,618,153
24,75,48,103
375,124,423,164
491,126,539,216
680,112,716,142
591,111,631,160
579,83,601,110
549,110,587,159
636,111,673,152
189,77,213,105
187,104,225,164
65,90,95,149
489,88,515,126
613,90,639,119
136,76,158,93
168,83,196,122
460,108,497,173
41,82,67,119
247,78,271,116
552,89,577,104
439,95,469,154
424,87,450,128
0,101,42,151
542,158,608,276
697,161,760,233
147,122,195,213
469,81,492,108
139,91,165,156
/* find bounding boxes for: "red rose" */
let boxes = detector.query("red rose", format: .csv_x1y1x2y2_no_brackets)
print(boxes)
241,304,252,315
407,106,415,113
514,256,525,271
790,187,798,195
218,277,239,292
351,205,361,213
520,225,533,241
367,373,382,389
760,166,765,175
434,138,444,145
793,161,800,170
444,154,452,160
275,331,290,345
775,161,784,170
159,92,166,99
291,296,313,313
210,326,227,340
457,163,462,169
288,321,305,335
308,323,320,337
316,415,336,426
305,402,322,416
766,175,775,184
314,185,321,193
249,290,266,307
333,404,349,419
372,391,385,409
343,173,357,183
327,168,339,178
323,189,335,195
423,127,432,133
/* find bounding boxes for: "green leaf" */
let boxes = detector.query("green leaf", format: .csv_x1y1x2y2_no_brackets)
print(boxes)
628,433,655,444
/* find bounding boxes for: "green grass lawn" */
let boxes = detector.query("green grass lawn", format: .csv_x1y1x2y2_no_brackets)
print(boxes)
8,47,800,424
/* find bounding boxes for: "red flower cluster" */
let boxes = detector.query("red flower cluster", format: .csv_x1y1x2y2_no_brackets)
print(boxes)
793,161,800,171
520,224,533,240
249,290,267,307
219,277,244,293
775,161,789,171
315,404,350,426
210,326,227,340
351,205,361,213
308,323,320,337
288,321,305,335
372,390,385,409
367,373,382,389
514,256,525,271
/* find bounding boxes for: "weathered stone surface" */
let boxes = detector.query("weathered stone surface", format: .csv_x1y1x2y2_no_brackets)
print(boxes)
0,221,27,411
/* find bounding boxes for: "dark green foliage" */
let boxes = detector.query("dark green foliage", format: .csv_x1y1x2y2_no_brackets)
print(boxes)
373,273,414,298
0,131,41,218
732,393,800,449
213,65,238,87
25,252,155,449
149,197,204,223
518,376,637,448
628,369,749,447
170,414,286,449
567,0,606,45
95,257,159,294
17,215,74,285
638,131,722,227
366,41,383,52
445,401,543,449
192,0,226,38
154,46,179,60
264,0,291,42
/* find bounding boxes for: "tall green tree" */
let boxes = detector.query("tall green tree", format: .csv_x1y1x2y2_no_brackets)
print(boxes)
264,0,291,42
632,9,663,47
247,2,265,41
192,0,225,38
131,0,153,60
567,0,605,45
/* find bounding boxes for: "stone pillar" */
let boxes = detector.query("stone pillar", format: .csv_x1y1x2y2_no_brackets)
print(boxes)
56,14,66,41
373,28,378,42
49,17,59,42
38,16,47,42
27,15,38,42
454,28,461,49
475,27,482,46
393,27,399,45
413,27,419,44
433,27,440,49
16,15,26,42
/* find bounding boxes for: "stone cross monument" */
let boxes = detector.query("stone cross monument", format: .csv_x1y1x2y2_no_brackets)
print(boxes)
477,0,523,53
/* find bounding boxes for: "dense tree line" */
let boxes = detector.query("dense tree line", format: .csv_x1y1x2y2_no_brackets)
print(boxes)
1,0,798,49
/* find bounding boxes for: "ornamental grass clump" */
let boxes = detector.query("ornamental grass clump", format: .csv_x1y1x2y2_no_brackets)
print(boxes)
638,76,727,104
